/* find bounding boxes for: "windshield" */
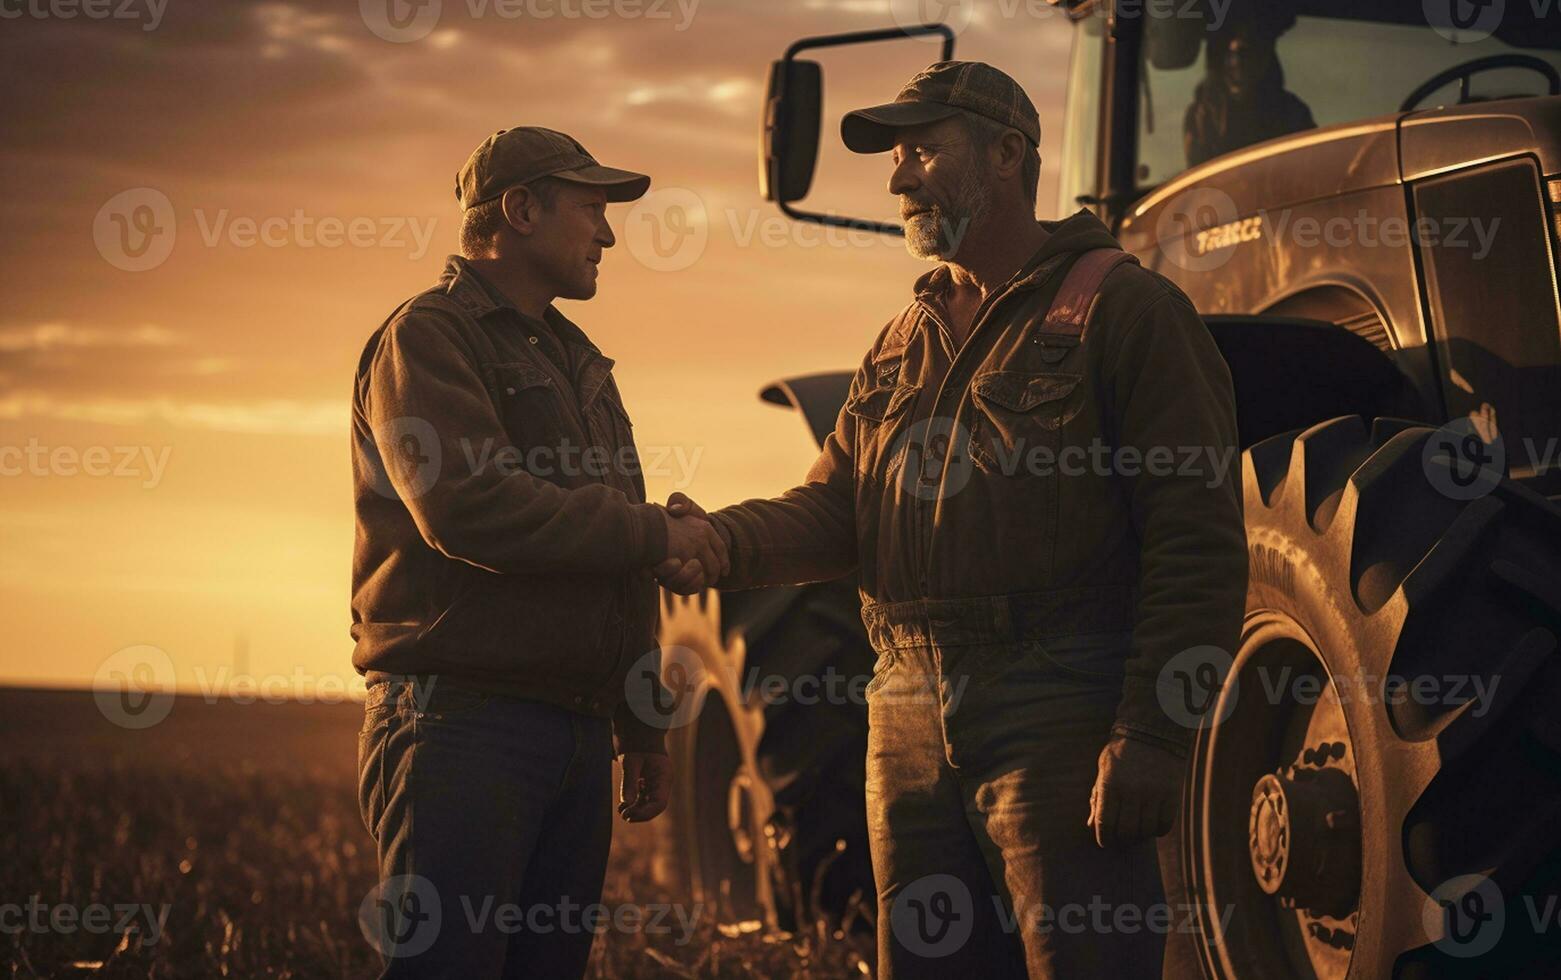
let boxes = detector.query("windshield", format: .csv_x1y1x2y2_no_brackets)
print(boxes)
1135,1,1561,187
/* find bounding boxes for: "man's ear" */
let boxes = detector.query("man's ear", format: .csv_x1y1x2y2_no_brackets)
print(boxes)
992,129,1029,181
500,185,537,236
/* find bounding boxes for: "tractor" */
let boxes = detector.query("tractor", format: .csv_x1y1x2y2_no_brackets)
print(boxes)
654,2,1561,977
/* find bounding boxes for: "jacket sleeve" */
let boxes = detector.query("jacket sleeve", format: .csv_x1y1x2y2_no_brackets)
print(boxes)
612,701,666,757
1103,285,1248,755
706,357,868,590
361,307,668,575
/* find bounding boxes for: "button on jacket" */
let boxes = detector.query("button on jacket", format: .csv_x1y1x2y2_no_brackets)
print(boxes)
350,256,669,755
710,210,1248,750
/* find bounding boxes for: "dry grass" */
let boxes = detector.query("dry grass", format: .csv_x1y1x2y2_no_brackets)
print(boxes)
0,689,865,979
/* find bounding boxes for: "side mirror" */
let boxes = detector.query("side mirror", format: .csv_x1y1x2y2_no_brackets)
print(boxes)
757,23,955,236
760,59,822,204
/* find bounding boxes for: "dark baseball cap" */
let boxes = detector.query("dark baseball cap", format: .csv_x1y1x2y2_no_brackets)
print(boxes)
841,61,1040,154
456,127,650,209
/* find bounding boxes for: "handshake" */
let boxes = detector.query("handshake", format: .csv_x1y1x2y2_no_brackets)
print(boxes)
651,491,728,595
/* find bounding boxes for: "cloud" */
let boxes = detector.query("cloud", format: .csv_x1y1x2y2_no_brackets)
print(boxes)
0,322,179,353
0,393,345,436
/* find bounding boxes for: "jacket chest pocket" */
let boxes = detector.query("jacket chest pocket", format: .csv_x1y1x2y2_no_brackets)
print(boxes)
845,381,920,480
489,362,572,471
968,371,1081,476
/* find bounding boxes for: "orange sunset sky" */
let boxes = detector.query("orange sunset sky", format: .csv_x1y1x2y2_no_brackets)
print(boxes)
1,0,1074,694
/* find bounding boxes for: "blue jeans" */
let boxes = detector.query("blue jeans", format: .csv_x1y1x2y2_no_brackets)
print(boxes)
357,678,614,979
861,597,1168,979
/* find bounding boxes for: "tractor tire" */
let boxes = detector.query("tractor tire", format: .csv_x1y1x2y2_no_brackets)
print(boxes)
1184,415,1561,979
653,590,777,927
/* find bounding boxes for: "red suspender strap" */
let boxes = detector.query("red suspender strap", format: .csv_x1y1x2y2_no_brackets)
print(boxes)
1040,247,1141,341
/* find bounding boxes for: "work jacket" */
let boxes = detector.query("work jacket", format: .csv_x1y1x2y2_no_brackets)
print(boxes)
350,256,667,755
711,209,1248,751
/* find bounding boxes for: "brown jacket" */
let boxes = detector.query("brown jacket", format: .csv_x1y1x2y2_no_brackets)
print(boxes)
350,256,668,755
710,210,1248,751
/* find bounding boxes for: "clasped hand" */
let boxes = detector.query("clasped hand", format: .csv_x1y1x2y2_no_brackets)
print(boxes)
652,491,728,594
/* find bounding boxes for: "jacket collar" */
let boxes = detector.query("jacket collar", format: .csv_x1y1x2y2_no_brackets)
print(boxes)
436,255,602,355
910,207,1120,305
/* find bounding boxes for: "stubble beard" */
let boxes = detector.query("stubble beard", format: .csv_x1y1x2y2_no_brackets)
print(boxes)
902,162,993,261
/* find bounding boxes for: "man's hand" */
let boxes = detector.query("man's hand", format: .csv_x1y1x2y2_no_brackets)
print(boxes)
653,493,728,594
618,751,672,822
1087,736,1184,848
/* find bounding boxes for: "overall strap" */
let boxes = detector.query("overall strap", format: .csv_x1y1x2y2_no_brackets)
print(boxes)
1041,247,1141,342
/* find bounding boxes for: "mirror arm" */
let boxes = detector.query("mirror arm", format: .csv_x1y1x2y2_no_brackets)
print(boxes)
778,200,904,237
782,23,955,62
769,22,955,236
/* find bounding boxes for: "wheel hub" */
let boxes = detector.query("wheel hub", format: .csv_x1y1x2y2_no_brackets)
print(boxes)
1248,747,1362,920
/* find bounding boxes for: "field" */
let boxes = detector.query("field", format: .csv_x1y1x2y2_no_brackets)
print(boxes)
0,688,866,979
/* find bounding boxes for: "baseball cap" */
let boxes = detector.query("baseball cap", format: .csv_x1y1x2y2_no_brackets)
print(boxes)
841,61,1041,154
456,127,650,209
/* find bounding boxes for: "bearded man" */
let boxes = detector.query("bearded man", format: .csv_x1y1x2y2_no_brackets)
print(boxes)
664,61,1247,977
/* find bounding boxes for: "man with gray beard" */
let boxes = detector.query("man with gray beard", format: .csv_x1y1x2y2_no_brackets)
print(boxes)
666,62,1247,977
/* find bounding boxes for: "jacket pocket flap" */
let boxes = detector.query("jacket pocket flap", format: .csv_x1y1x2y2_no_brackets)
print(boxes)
845,383,918,422
973,372,1080,412
490,362,553,394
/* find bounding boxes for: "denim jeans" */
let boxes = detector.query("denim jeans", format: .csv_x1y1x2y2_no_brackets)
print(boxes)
357,677,614,979
861,597,1167,979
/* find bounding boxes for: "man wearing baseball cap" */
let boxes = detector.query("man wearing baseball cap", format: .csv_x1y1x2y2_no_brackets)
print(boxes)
350,126,727,977
700,62,1247,977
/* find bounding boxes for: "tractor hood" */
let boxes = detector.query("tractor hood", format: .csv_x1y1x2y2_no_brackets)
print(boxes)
1122,95,1561,253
